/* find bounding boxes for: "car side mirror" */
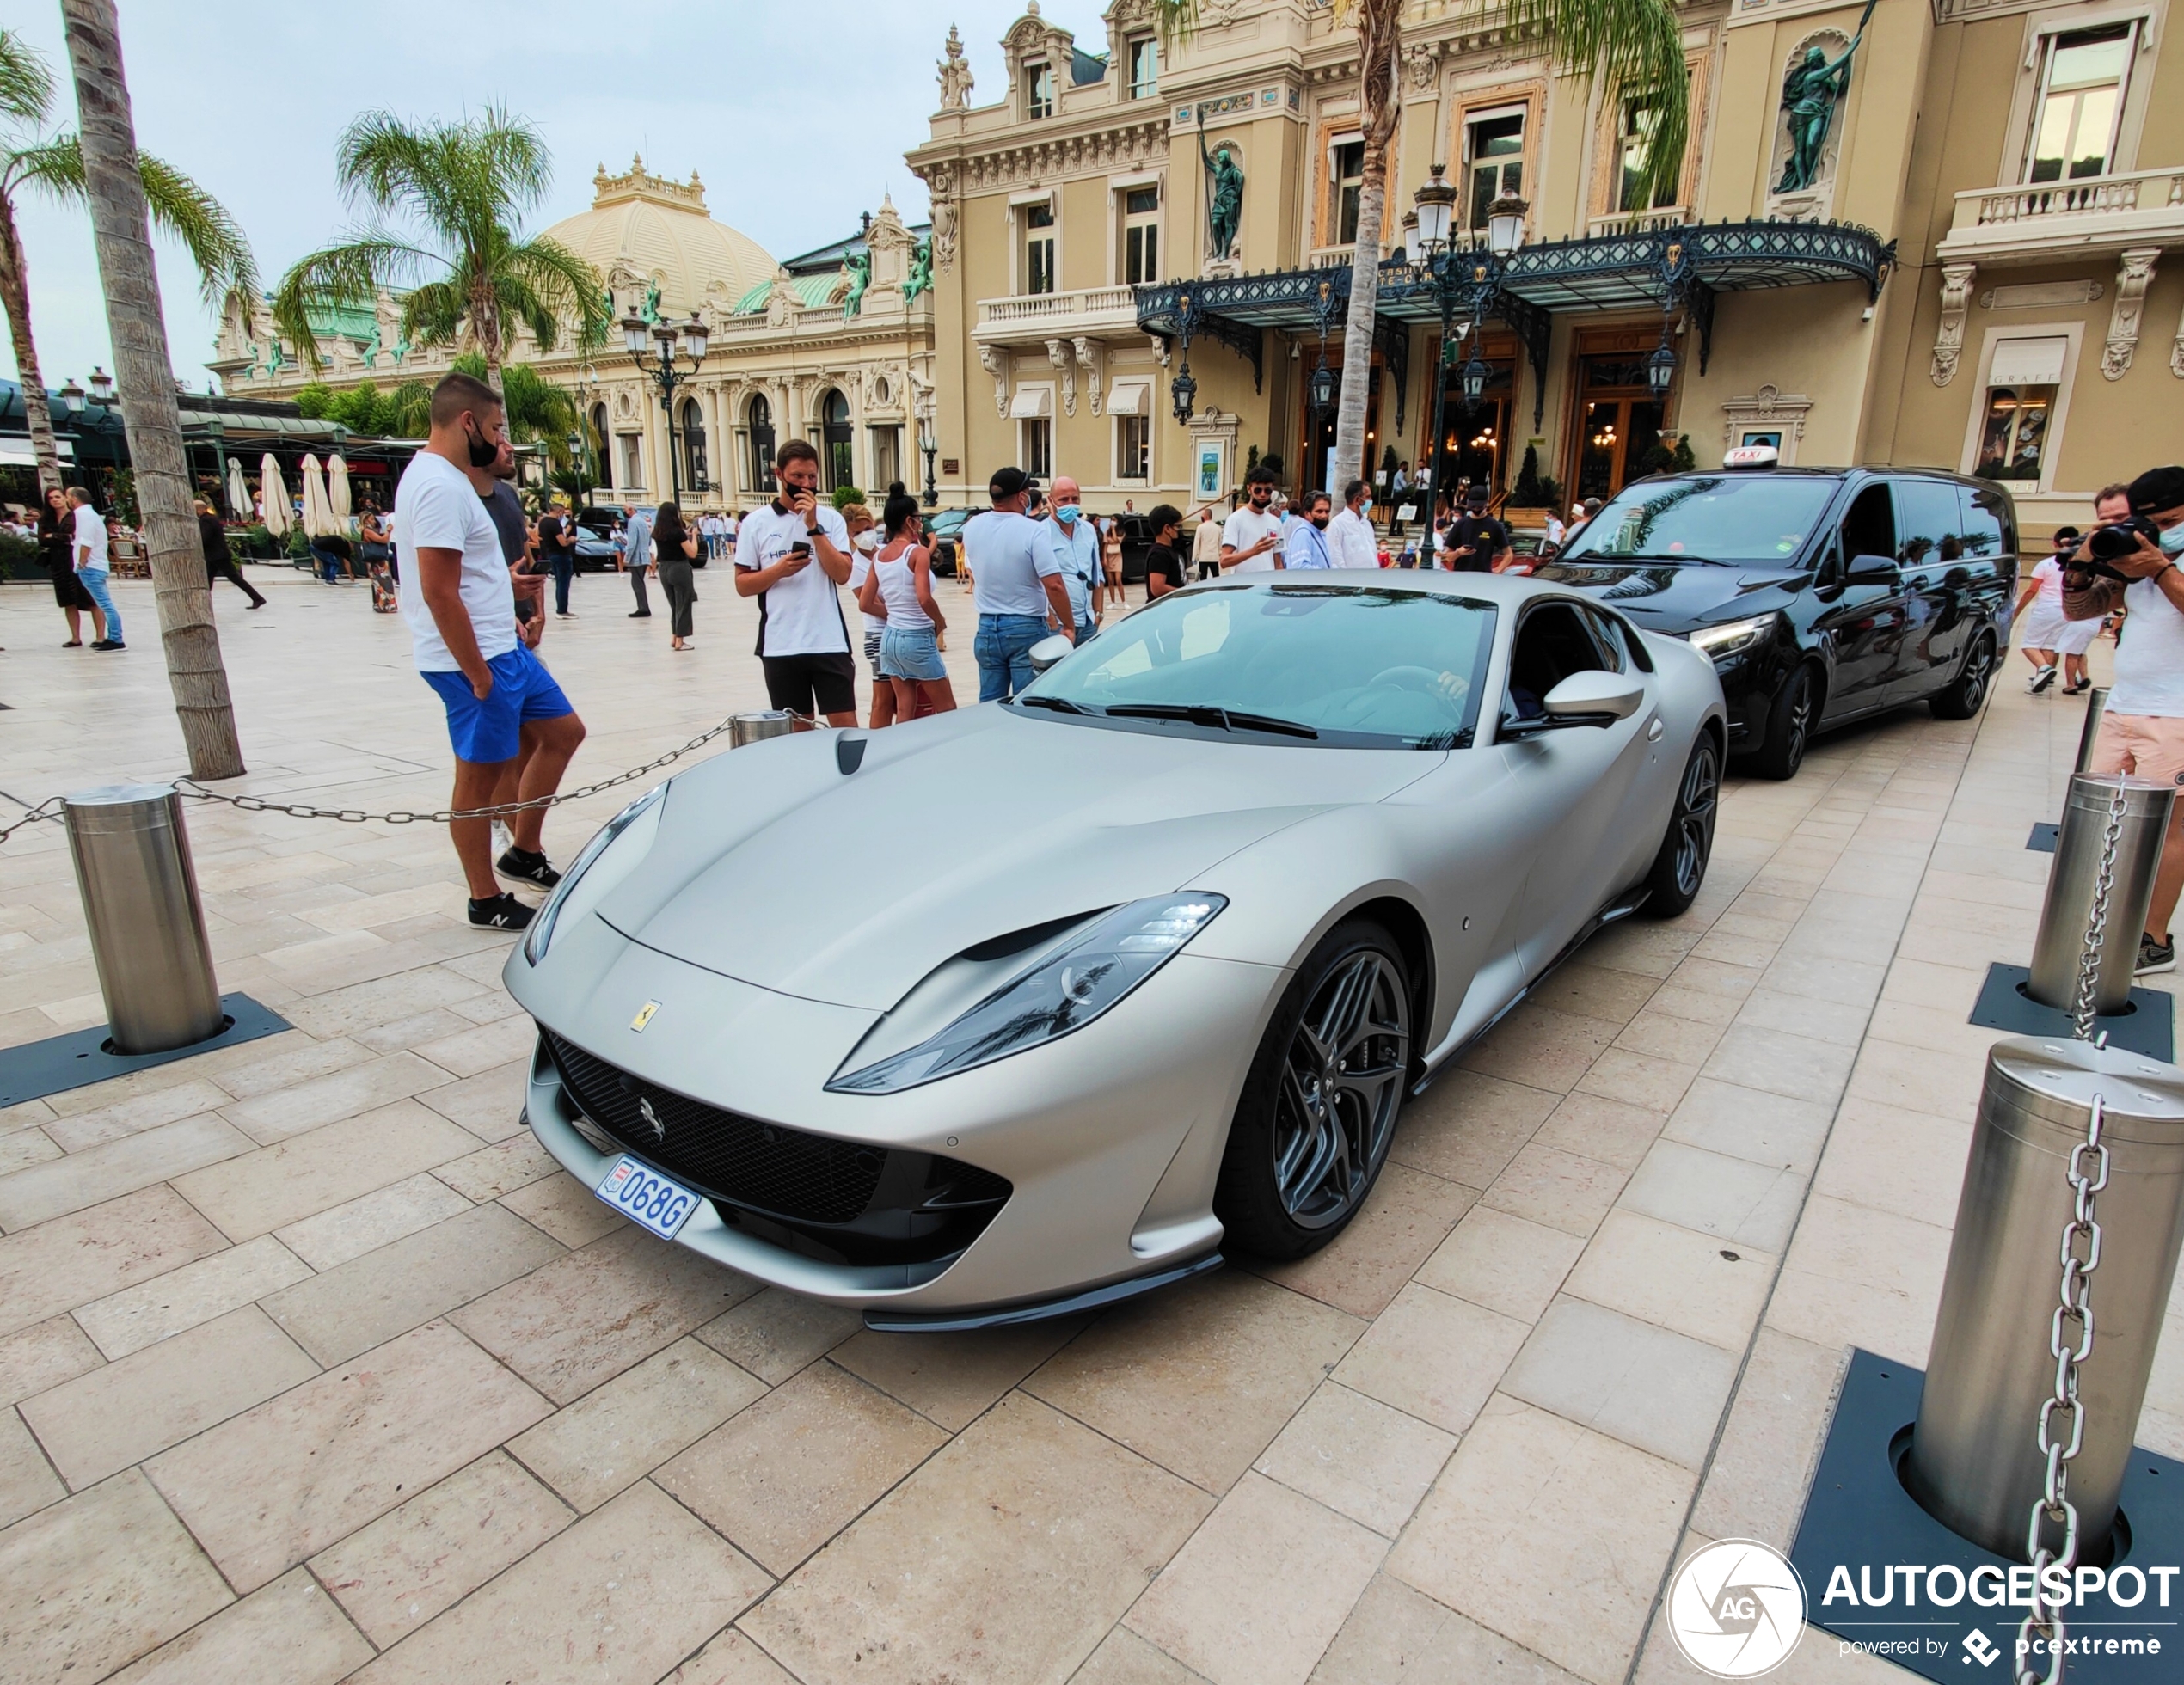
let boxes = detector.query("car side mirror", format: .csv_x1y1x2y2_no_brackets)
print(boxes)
1540,670,1647,726
1027,634,1076,676
1846,553,1900,586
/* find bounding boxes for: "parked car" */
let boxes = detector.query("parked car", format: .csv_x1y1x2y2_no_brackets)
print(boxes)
506,572,1726,1327
923,507,976,578
572,508,622,573
1536,461,2015,779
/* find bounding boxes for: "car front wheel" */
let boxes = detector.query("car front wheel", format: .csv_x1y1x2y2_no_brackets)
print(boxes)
1929,632,1997,720
1642,734,1720,917
1215,920,1412,1259
1747,664,1818,781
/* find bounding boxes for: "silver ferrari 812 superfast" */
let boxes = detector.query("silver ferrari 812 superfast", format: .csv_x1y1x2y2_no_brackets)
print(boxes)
505,572,1726,1329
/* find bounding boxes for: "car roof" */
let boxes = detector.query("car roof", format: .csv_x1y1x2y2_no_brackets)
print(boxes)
1170,571,1592,607
1617,466,1995,488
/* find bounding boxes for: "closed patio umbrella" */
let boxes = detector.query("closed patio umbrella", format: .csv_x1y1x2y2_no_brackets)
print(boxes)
260,454,289,538
328,454,352,523
298,453,330,537
224,458,249,523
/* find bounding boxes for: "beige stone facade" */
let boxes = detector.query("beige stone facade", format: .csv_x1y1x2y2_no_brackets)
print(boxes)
908,0,2183,532
209,161,937,512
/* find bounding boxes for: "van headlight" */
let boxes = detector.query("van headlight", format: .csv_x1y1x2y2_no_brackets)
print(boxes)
522,783,666,964
1688,614,1776,665
827,894,1226,1094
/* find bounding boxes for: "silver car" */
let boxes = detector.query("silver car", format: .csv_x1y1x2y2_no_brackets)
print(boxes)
505,573,1727,1329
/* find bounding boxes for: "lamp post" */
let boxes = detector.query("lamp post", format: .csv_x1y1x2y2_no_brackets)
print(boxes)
87,366,115,405
917,403,939,509
624,311,709,504
1411,168,1527,523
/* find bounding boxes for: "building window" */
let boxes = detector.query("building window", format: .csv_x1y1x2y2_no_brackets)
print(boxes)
679,396,708,493
2027,26,2134,183
1128,35,1158,100
1025,202,1056,295
1122,187,1161,285
1463,108,1526,232
819,389,853,490
869,425,901,492
1118,414,1150,481
618,433,643,491
1617,100,1679,212
1332,139,1365,245
1022,417,1052,479
1027,61,1055,119
747,395,775,493
1976,388,2054,482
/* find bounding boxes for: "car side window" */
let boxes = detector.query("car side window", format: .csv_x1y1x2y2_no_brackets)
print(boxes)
1504,603,1612,725
1593,607,1654,672
1841,483,1894,567
1959,486,2010,561
1897,481,1963,567
1578,606,1630,673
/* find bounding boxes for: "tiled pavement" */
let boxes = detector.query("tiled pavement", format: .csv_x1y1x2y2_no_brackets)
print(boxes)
0,567,2178,1685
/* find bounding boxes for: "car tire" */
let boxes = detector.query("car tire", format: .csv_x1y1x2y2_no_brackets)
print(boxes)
1928,632,1997,720
1641,734,1720,918
1747,664,1819,781
1214,919,1411,1260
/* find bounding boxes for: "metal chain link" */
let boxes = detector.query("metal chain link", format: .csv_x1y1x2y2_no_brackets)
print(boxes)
2014,1088,2108,1685
0,796,65,847
2070,782,2132,1041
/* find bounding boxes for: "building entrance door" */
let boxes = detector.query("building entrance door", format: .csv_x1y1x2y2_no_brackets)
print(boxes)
1567,332,1673,502
1298,358,1379,499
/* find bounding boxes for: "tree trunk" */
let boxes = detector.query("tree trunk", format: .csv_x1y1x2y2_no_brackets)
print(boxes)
61,0,244,779
1330,0,1403,498
0,195,64,496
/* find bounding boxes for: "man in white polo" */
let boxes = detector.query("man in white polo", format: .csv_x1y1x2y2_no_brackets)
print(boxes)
1220,467,1284,572
733,439,857,729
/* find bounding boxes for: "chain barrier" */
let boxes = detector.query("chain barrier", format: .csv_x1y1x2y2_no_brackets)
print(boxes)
0,708,804,843
2069,782,2132,1040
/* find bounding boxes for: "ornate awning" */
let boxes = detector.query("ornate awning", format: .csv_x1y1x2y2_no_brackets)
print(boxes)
1133,218,1897,427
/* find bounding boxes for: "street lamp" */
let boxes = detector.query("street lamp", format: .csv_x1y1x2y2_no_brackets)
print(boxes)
58,377,85,414
87,366,114,404
1647,328,1678,400
624,311,709,503
1413,164,1527,518
917,419,938,508
1169,362,1197,425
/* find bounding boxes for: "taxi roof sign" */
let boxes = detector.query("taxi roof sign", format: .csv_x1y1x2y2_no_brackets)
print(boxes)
1723,444,1781,469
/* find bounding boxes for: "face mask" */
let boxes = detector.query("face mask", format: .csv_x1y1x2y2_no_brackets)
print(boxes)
2162,523,2184,558
853,530,879,553
1312,513,1331,530
1360,496,1372,512
463,423,500,469
1056,503,1080,524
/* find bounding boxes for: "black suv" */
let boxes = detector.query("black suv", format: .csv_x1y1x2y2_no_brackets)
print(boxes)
1537,466,2017,778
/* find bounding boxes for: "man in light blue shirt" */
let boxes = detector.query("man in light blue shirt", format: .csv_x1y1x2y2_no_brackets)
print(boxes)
1043,474,1103,647
619,502,653,618
967,466,1074,702
1284,491,1335,568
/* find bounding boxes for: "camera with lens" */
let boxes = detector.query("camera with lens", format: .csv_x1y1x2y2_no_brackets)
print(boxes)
2067,516,2162,583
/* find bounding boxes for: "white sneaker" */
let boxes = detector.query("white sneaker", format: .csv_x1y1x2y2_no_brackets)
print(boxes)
491,820,513,856
2028,666,2058,694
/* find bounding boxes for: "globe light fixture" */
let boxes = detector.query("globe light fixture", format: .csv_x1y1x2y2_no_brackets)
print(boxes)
1412,164,1457,253
1486,193,1529,259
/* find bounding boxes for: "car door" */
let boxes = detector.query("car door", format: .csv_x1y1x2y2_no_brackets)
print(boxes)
1889,477,1974,702
1496,599,1653,972
1956,481,2019,650
1813,481,1909,721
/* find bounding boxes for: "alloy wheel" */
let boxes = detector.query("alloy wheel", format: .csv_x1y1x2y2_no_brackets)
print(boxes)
1674,740,1721,898
1272,951,1410,1228
1782,674,1813,774
1960,639,1992,711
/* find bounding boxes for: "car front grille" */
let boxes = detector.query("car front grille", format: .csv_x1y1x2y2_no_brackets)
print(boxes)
540,1029,1010,1268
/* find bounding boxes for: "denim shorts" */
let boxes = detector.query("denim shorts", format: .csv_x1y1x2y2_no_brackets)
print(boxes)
880,625,947,683
420,644,572,764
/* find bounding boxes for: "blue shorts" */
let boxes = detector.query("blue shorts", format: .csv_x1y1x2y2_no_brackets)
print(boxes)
420,644,573,764
880,626,947,682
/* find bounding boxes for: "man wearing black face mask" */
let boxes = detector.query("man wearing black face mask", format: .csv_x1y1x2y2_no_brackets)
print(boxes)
395,372,586,929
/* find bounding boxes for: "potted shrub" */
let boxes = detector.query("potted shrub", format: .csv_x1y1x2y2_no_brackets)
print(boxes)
1501,444,1552,530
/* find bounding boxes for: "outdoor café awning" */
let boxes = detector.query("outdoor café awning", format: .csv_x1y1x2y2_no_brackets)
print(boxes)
1107,380,1151,415
1009,385,1052,418
0,438,73,466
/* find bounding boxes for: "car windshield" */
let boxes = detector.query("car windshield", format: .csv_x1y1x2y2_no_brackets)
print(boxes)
1561,475,1837,565
1016,583,1494,749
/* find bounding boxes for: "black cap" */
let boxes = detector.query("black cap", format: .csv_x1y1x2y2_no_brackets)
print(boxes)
989,466,1033,502
2128,466,2184,516
1465,487,1490,508
2053,526,2081,543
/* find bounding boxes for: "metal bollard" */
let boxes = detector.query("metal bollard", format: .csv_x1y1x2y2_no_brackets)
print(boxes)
729,711,794,748
63,785,224,1054
1905,1037,2184,1559
2025,773,2173,1014
2072,685,2111,775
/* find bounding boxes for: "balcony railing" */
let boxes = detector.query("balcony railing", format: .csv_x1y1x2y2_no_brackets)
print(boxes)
978,286,1136,327
1938,167,2184,258
1585,207,1690,238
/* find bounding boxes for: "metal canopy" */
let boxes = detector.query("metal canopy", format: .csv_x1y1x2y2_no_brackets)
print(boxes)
1135,218,1896,427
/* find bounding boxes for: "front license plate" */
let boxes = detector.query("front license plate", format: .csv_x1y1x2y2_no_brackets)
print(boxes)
595,1155,699,1240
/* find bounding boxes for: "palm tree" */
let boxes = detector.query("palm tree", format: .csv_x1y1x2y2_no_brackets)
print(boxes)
0,27,257,494
60,0,244,778
273,107,609,395
1321,0,1690,496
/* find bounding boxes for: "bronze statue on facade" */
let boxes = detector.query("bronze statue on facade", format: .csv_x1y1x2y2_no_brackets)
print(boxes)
1199,112,1244,261
1776,0,1877,195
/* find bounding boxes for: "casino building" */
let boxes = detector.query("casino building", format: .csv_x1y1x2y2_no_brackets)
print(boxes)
906,0,2184,535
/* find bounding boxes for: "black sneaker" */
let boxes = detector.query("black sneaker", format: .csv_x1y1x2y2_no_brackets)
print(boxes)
469,892,537,929
496,846,563,888
2137,934,2175,976
91,639,126,651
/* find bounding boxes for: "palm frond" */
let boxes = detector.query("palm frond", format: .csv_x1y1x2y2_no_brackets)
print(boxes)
397,277,469,350
0,28,56,128
135,151,259,306
6,135,83,200
498,233,609,352
272,232,439,369
1503,0,1689,206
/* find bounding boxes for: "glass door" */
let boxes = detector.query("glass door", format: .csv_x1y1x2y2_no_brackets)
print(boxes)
1571,356,1665,501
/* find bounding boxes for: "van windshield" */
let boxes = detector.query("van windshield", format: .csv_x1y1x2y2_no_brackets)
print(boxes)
1561,475,1837,565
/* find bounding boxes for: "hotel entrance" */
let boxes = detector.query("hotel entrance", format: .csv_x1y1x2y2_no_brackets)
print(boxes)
1419,330,1517,506
1566,328,1673,502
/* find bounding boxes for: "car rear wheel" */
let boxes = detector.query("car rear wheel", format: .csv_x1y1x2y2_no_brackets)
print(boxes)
1641,734,1720,917
1929,632,1997,720
1747,664,1818,781
1215,920,1411,1260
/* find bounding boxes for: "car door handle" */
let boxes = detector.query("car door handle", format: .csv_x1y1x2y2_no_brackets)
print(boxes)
1647,717,1664,742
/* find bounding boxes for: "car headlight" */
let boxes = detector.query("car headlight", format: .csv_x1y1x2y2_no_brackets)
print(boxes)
1688,613,1777,665
826,893,1227,1094
522,783,667,965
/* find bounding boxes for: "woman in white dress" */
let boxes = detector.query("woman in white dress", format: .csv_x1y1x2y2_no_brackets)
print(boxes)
2014,527,2101,695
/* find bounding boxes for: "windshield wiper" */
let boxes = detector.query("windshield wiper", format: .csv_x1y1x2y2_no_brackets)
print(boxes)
1106,702,1319,740
1015,695,1096,715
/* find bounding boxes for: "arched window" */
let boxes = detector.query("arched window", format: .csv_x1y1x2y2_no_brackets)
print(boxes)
680,396,709,493
748,395,776,493
589,404,610,487
820,389,853,490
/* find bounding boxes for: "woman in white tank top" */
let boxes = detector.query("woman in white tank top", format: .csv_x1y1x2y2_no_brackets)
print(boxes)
856,489,956,723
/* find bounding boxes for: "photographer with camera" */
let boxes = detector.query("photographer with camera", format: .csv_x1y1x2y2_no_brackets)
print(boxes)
2063,464,2184,973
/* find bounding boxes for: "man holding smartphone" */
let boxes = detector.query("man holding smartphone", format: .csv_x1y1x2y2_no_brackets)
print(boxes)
733,439,857,728
1220,468,1285,572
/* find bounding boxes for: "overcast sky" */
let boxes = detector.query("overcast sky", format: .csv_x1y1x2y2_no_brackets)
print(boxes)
4,0,1095,393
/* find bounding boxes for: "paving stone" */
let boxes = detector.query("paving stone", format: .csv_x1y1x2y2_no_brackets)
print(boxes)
1564,1209,1776,1352
695,1286,861,1384
499,1169,627,1248
831,1318,1082,1432
0,1314,103,1406
1500,1297,1742,1469
1075,1627,1215,1684
1255,1163,1476,1320
1329,1282,1528,1436
0,1405,63,1529
74,1234,314,1358
0,1113,254,1230
1389,1069,1557,1188
271,1171,473,1271
431,1129,560,1201
1252,1382,1455,1538
107,1567,371,1685
40,1078,231,1152
664,1627,804,1685
0,1185,227,1339
220,1051,455,1145
1306,1573,1584,1684
171,1100,480,1241
1414,1204,1586,1323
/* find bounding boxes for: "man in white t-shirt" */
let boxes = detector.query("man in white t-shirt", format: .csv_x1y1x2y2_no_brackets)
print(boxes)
733,439,856,728
396,372,586,929
65,487,123,649
967,465,1073,702
1220,470,1284,572
1327,478,1379,569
